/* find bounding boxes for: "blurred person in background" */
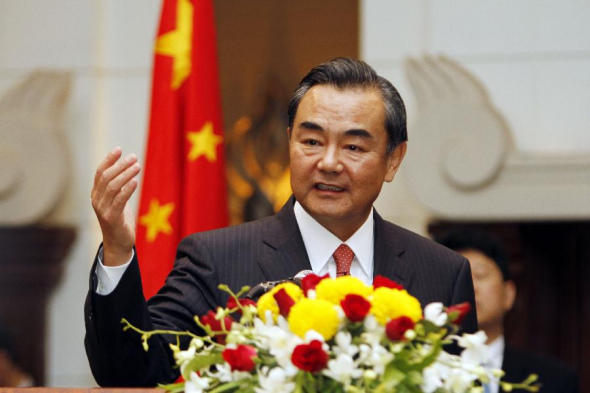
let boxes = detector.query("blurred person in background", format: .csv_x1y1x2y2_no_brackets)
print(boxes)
436,228,579,393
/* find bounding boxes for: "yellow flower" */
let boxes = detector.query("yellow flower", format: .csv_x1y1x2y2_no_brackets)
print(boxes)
370,287,422,325
288,298,340,340
315,276,372,305
257,282,303,322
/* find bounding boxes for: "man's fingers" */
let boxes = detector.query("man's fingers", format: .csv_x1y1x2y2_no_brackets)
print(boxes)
110,178,139,217
93,147,122,190
93,152,138,201
94,162,141,217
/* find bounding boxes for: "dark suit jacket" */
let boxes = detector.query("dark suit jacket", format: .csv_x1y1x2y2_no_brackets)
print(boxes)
502,346,579,393
85,197,477,387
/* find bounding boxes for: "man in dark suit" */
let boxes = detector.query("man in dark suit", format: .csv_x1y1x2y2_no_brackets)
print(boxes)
436,228,579,393
86,58,477,387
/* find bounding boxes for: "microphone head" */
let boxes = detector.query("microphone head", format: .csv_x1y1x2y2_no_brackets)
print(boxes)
293,270,315,285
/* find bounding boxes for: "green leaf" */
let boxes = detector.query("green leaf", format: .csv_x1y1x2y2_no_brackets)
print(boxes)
209,381,241,393
158,381,185,393
181,353,224,379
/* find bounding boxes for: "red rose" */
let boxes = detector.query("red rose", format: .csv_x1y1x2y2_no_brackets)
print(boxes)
273,288,296,317
373,275,404,290
301,273,330,295
291,340,329,373
446,302,472,325
222,344,257,372
341,294,371,322
226,297,257,315
200,309,233,343
385,316,415,341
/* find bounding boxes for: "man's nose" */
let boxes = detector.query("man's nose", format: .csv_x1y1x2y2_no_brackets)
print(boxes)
317,146,343,173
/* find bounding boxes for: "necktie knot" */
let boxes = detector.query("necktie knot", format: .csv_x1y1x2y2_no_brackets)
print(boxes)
333,244,354,277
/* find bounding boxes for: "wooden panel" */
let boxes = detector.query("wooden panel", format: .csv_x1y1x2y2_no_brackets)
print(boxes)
0,227,75,386
214,0,359,129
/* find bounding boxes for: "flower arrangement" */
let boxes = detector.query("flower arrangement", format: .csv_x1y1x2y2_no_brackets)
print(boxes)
123,274,539,393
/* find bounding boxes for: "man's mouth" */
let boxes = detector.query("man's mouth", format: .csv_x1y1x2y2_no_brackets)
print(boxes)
315,183,345,192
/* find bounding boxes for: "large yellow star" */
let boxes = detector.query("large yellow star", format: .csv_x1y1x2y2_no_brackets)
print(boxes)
139,199,175,242
155,0,193,89
187,122,223,162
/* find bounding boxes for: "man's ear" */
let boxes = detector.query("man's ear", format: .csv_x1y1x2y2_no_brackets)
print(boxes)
503,280,517,312
385,142,407,182
286,127,292,139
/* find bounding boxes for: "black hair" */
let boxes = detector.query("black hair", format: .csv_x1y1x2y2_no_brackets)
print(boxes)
287,57,407,154
435,228,511,281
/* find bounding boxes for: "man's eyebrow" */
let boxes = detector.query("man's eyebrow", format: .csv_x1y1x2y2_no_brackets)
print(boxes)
298,122,373,139
298,121,324,131
344,129,372,138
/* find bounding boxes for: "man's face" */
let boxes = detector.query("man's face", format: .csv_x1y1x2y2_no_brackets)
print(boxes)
461,249,515,334
288,85,405,239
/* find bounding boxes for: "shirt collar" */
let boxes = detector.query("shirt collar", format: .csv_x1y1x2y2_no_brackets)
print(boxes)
293,201,374,277
486,335,505,369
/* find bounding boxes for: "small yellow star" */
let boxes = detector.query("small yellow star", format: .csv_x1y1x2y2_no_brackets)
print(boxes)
139,199,175,242
187,122,223,162
155,0,193,89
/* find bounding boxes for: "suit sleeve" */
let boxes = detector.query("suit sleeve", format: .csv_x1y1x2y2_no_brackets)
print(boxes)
84,251,179,387
84,236,221,387
450,257,478,334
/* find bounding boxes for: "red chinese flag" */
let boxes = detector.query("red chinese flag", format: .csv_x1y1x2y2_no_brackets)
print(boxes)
136,0,228,299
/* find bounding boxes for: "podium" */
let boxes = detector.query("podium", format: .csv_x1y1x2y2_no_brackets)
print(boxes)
0,389,164,393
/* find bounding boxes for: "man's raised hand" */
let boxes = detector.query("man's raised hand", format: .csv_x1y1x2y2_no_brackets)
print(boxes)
91,147,141,266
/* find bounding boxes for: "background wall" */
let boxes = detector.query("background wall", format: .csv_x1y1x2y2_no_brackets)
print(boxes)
365,0,590,232
0,0,589,387
1,0,160,386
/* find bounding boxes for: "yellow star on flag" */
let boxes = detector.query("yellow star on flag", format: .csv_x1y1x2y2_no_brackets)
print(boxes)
154,0,193,89
187,121,223,162
139,199,175,242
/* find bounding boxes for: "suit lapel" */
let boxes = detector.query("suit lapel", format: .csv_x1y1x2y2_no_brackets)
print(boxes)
257,196,312,281
372,211,414,290
256,202,414,286
501,346,526,384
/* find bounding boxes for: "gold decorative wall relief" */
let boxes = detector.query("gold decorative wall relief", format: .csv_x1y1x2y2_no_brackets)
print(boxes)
226,78,292,225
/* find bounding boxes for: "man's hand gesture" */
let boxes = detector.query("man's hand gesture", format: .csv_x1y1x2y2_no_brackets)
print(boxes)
91,147,141,266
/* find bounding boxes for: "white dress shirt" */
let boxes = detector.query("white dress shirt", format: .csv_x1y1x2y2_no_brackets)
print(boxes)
486,335,506,393
293,201,374,285
95,248,132,295
96,201,376,294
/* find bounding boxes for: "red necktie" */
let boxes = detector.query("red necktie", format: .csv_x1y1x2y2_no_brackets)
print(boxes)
333,244,354,277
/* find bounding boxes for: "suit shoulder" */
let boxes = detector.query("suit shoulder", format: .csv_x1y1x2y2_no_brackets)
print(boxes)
505,347,578,380
380,219,467,266
182,215,275,245
504,347,579,386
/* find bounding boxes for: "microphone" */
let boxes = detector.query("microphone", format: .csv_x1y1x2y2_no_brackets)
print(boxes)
245,270,314,300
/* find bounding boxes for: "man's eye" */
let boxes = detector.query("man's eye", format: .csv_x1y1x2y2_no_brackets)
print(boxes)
347,145,359,151
305,140,318,146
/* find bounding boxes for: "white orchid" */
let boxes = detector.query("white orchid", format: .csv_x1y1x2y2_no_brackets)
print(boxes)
358,343,394,375
455,331,490,366
444,368,478,393
422,363,447,393
424,302,448,326
255,366,296,393
323,353,363,386
184,371,210,393
332,331,359,357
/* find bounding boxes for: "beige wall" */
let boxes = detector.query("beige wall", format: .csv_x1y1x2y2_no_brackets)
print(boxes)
363,0,590,234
